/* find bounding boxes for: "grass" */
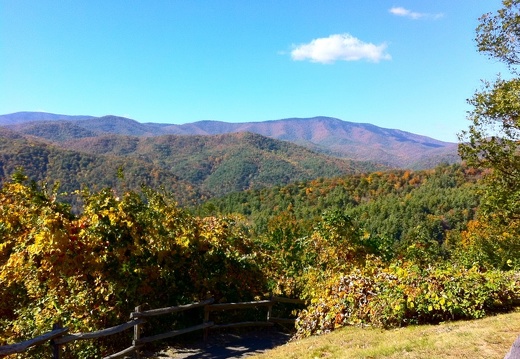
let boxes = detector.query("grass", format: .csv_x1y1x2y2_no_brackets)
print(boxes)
250,309,520,359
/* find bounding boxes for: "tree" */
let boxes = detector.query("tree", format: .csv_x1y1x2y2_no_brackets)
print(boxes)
458,0,520,267
459,77,520,220
475,0,520,73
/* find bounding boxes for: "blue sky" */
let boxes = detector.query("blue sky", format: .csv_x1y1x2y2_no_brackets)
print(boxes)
0,0,507,142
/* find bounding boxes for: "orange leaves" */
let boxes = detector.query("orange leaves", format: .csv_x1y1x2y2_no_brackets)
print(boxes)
460,219,484,247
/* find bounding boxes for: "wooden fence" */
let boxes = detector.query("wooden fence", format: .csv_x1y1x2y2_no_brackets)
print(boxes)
0,296,305,358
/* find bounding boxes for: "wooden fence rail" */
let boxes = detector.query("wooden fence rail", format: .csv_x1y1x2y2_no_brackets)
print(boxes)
0,296,305,358
54,318,147,345
130,298,215,318
0,328,68,356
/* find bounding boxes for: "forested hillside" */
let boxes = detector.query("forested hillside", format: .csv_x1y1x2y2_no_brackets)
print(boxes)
0,130,206,206
197,164,482,259
173,116,459,169
61,132,379,196
1,162,517,357
0,112,94,125
0,113,458,169
0,130,379,200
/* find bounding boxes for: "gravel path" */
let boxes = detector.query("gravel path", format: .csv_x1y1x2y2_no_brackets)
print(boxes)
145,328,292,359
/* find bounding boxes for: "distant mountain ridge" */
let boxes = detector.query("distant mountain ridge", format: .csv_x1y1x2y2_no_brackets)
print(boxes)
0,112,459,169
0,112,94,125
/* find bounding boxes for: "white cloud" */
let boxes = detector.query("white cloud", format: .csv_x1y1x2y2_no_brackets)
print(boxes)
389,7,443,20
290,34,391,64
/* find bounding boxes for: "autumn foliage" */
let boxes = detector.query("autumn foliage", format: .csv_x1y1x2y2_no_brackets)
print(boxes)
294,258,519,339
0,162,519,357
0,176,265,357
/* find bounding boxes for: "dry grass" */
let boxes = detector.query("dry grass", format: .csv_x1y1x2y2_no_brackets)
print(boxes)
250,310,520,359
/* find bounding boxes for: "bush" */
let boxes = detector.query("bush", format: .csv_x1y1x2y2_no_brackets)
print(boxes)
0,180,267,358
295,258,519,338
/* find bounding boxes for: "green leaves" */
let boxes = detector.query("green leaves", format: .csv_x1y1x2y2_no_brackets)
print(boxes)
458,1,520,270
476,0,520,72
460,78,520,172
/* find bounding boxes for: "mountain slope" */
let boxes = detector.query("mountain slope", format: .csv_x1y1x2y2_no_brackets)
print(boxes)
61,132,379,197
173,117,459,169
0,112,93,125
6,121,98,141
75,115,168,136
0,112,459,169
0,133,206,206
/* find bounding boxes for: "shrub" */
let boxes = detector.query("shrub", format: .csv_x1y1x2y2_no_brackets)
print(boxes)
0,180,266,357
294,258,519,338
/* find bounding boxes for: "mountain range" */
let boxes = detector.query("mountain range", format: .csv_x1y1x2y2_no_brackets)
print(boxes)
0,112,459,169
0,115,372,202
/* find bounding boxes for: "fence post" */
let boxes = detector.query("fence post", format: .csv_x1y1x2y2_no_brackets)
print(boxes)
267,294,273,323
133,305,142,359
203,304,210,343
51,322,62,359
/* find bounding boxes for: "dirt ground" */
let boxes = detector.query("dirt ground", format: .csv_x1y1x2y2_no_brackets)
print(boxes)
143,328,293,359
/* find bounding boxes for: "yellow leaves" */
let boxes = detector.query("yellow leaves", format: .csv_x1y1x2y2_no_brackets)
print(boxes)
30,232,47,254
107,211,117,225
0,241,10,259
5,182,27,196
0,181,270,349
1,250,29,285
174,235,191,249
94,284,113,302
